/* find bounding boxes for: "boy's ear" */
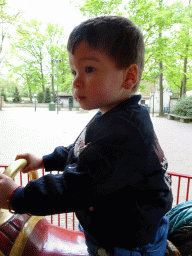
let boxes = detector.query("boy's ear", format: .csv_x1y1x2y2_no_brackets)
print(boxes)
122,64,138,90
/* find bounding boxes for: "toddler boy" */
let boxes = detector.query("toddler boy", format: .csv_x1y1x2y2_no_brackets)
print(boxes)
0,16,172,256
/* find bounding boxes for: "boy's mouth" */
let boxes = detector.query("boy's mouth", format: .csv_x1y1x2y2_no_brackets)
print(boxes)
76,96,86,102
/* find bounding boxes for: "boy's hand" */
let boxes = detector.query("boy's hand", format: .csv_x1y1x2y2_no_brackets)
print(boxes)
0,174,19,209
15,153,44,173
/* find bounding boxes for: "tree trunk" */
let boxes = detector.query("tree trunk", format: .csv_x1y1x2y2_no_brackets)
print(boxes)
29,88,32,102
51,59,55,95
158,0,164,116
180,0,190,97
39,51,45,97
159,61,164,116
181,56,187,97
51,74,55,93
40,61,45,94
27,77,32,102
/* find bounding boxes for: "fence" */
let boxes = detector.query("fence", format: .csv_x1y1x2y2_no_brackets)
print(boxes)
0,165,192,230
168,172,192,206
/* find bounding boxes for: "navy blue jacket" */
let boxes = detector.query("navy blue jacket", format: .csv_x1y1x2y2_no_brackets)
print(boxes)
12,95,172,250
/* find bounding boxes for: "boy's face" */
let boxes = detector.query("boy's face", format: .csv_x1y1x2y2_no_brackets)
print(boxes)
68,40,133,114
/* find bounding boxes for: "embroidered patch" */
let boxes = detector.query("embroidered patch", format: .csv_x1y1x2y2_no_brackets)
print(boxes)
74,128,87,157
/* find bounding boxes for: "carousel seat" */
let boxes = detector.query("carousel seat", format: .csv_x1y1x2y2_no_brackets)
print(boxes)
0,213,89,256
0,160,89,256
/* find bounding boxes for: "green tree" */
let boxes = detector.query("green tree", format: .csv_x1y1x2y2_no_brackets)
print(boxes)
0,1,21,58
9,20,72,100
37,91,44,103
12,86,21,102
45,87,51,103
180,1,192,97
0,78,20,97
0,0,22,83
9,60,41,101
78,0,122,16
164,1,192,97
1,88,7,101
56,45,73,93
45,23,72,95
124,0,175,115
13,19,47,95
174,96,192,117
46,23,65,96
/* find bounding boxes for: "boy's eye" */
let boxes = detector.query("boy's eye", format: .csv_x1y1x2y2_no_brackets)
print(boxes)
85,67,94,73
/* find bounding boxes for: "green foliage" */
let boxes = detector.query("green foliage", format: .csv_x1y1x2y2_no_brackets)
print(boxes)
163,1,192,97
8,60,42,101
12,87,21,102
174,96,192,117
60,72,73,93
1,88,7,101
12,19,47,94
0,1,21,56
79,0,122,16
8,20,71,99
45,87,51,103
37,91,44,103
52,93,56,103
139,83,147,92
0,78,20,97
45,23,68,96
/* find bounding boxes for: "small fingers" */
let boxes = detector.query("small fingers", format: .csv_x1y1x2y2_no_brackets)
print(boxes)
22,167,31,174
15,154,28,161
15,154,30,173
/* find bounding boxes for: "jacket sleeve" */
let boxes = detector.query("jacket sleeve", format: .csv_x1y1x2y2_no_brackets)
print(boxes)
11,162,93,215
43,143,74,171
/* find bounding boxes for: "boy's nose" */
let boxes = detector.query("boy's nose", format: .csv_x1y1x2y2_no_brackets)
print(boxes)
73,78,84,88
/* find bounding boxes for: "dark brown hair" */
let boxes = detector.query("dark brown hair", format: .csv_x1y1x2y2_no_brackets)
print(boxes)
67,16,145,92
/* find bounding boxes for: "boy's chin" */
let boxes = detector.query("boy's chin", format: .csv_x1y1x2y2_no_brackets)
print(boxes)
81,105,98,111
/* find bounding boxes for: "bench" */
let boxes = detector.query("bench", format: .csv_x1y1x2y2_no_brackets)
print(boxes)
167,114,192,123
